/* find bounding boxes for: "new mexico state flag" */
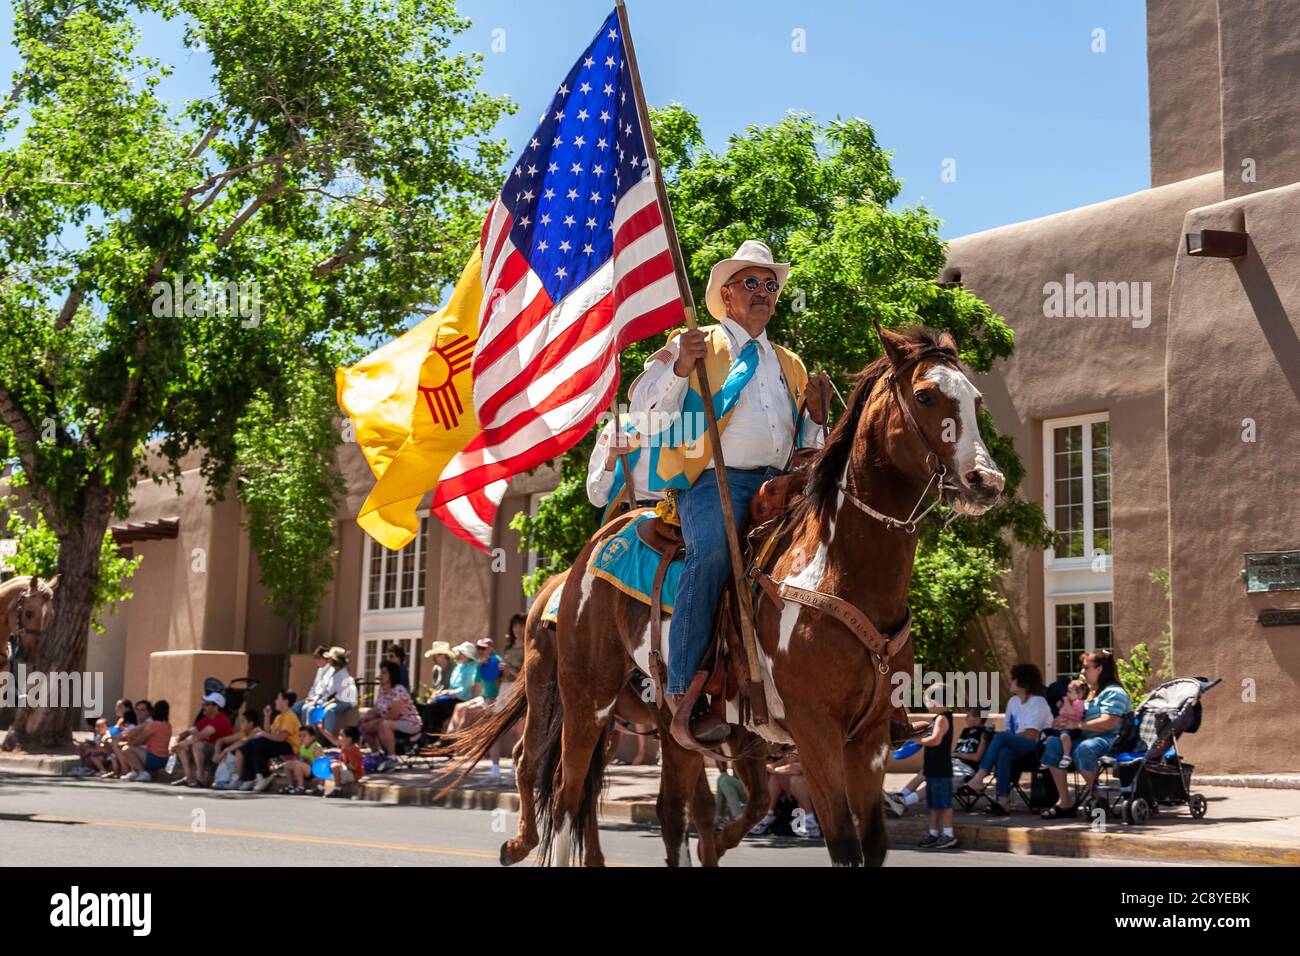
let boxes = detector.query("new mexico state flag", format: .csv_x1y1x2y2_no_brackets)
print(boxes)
336,247,483,550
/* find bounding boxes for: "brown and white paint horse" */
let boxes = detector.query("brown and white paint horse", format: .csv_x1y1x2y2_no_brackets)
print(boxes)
0,575,59,675
451,326,1004,866
440,568,765,866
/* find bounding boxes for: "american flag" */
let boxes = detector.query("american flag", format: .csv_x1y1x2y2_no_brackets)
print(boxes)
432,8,684,551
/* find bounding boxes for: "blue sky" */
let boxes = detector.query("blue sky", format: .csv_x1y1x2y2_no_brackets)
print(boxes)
1,0,1152,239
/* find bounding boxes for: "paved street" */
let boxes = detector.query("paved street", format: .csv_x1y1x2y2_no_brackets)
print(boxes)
0,774,1193,867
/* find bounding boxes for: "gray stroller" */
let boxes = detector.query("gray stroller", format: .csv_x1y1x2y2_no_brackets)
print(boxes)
1085,676,1220,824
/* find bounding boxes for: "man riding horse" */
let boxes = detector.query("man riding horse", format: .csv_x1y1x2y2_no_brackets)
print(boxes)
630,240,831,742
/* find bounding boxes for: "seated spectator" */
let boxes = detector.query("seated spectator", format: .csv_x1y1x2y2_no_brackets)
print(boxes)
171,691,234,787
749,750,821,840
958,664,1053,815
1040,650,1132,819
238,691,301,792
293,645,333,724
325,724,366,798
441,643,481,734
112,700,173,782
212,708,260,790
282,725,325,794
77,718,113,776
885,707,994,817
360,660,421,772
111,698,137,733
103,699,153,778
301,647,358,736
384,643,411,691
418,642,459,734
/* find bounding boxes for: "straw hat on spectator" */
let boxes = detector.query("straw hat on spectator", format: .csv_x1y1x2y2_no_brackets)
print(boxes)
326,646,350,666
423,641,455,660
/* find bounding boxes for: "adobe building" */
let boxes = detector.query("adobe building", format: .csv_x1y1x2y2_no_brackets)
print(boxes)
74,0,1296,773
84,443,557,718
944,0,1300,771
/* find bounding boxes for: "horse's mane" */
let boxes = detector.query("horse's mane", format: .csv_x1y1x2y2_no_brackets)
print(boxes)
803,326,956,517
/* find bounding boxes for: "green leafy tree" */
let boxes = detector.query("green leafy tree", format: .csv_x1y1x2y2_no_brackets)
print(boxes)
513,106,1051,671
1117,642,1153,704
234,356,345,676
0,0,511,749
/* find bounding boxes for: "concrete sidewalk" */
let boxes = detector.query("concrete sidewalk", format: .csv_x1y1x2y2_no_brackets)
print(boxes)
352,761,1300,865
8,751,1300,864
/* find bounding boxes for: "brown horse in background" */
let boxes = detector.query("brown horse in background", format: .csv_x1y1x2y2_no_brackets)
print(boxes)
0,574,59,675
511,327,1006,866
440,568,765,866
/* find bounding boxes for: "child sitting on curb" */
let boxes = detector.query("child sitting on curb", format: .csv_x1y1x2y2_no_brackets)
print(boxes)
325,724,366,799
283,725,324,795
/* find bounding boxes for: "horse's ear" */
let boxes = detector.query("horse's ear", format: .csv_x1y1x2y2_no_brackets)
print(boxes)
875,322,910,368
45,574,59,592
936,330,959,357
26,576,38,593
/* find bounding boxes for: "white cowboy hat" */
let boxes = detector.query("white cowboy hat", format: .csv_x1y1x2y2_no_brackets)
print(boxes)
704,239,790,321
452,641,477,660
423,641,455,659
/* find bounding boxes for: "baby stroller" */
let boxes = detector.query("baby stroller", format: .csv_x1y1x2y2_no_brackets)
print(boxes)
193,675,259,725
1086,676,1220,824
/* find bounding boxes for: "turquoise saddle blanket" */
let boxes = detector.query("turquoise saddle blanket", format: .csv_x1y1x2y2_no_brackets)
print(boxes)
540,514,683,621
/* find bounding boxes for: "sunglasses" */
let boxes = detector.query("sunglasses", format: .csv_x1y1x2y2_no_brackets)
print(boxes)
725,276,780,294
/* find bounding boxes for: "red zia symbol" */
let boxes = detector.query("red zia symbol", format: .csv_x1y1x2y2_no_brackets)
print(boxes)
418,334,475,430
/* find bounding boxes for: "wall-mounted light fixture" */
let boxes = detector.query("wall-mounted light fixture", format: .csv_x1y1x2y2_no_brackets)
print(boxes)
1185,229,1248,258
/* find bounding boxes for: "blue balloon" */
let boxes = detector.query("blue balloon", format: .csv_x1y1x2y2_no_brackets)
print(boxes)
309,706,326,725
108,726,122,737
892,741,921,760
311,756,333,780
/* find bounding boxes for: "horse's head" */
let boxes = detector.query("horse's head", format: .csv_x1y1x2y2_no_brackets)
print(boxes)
9,574,59,655
873,326,1004,515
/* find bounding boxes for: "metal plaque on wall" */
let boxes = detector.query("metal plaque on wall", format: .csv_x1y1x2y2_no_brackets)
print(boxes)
1245,551,1300,593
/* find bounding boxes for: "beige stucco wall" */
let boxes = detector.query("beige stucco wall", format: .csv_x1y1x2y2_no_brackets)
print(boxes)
1147,0,1222,187
147,649,248,720
1164,181,1300,771
943,172,1222,686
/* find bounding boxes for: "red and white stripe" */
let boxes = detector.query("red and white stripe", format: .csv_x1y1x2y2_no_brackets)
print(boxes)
431,176,683,551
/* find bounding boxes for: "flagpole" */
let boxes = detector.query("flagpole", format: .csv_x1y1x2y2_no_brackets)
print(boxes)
615,0,769,726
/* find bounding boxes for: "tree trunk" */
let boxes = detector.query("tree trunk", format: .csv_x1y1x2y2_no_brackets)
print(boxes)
4,496,110,753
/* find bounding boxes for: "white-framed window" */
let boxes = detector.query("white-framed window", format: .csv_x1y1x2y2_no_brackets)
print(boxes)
1043,413,1111,566
364,515,429,612
1050,598,1114,680
1043,413,1113,681
358,635,422,704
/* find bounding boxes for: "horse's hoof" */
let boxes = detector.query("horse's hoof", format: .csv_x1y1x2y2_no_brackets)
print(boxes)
499,841,517,867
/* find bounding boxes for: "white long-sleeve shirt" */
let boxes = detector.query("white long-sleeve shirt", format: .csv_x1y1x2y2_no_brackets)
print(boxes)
630,317,824,472
586,417,664,507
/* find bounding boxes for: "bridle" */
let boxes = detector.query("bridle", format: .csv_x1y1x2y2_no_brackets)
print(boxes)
10,590,52,643
836,338,964,534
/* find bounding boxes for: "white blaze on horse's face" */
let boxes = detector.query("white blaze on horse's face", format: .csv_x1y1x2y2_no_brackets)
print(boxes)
919,364,1005,515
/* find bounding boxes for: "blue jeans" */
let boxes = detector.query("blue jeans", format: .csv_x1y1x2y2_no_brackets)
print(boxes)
1042,733,1116,772
667,466,779,694
977,731,1040,797
297,699,343,734
926,777,953,810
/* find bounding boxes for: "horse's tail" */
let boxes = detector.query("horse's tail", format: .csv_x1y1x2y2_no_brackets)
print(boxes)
431,680,528,800
534,675,609,867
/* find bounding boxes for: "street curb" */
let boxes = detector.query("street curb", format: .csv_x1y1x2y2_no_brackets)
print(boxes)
357,779,1300,865
0,754,80,776
1196,775,1300,790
